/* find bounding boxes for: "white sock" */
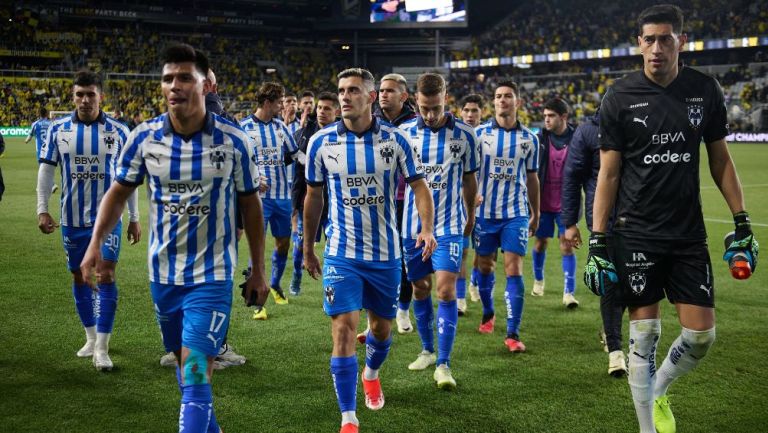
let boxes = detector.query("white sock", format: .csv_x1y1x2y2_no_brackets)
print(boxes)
363,366,379,380
341,411,359,426
84,326,96,342
654,327,716,399
95,332,111,353
628,319,661,433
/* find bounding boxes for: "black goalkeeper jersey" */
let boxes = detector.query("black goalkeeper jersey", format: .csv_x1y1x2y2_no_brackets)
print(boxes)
599,66,729,241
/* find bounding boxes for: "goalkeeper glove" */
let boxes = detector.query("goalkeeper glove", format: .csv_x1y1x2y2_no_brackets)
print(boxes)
584,232,618,296
723,211,759,274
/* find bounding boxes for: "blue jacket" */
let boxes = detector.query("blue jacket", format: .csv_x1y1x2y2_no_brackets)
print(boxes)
561,112,601,230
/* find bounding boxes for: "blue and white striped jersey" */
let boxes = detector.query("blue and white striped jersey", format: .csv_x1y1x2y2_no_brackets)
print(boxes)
29,117,52,158
306,117,424,262
282,117,301,188
400,114,479,238
239,115,298,200
476,118,539,219
116,112,260,285
40,111,130,227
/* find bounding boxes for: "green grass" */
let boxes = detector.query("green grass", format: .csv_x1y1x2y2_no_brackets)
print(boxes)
1,138,767,432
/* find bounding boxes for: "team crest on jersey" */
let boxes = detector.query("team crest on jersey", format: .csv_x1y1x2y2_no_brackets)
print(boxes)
379,143,395,164
448,138,462,159
628,272,647,295
324,285,335,305
209,145,226,170
688,105,703,129
104,135,115,149
519,140,530,152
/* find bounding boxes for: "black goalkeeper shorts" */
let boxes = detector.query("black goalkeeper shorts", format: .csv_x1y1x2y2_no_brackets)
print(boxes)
611,234,715,308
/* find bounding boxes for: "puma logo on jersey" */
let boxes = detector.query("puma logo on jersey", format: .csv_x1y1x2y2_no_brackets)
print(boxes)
146,153,161,164
327,152,340,164
633,115,649,128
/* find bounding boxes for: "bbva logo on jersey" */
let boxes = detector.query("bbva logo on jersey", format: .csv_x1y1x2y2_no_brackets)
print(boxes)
688,105,703,129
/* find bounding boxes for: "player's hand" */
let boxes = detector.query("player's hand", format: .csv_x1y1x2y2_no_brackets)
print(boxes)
583,232,618,296
127,221,142,245
416,230,437,261
528,213,540,237
474,194,483,207
723,211,759,272
464,213,475,237
564,225,582,249
80,243,102,290
37,212,59,234
303,248,321,280
300,105,311,128
258,175,270,193
240,267,269,307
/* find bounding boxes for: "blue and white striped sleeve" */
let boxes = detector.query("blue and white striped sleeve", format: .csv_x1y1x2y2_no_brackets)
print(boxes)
116,128,147,186
462,127,480,173
282,124,299,155
39,122,59,165
395,131,424,183
527,133,540,172
232,131,260,195
305,131,326,187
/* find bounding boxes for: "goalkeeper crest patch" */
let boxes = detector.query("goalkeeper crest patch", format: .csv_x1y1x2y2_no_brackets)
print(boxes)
628,272,647,295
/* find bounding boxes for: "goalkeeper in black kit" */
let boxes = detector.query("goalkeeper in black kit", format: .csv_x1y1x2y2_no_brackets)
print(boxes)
585,4,758,433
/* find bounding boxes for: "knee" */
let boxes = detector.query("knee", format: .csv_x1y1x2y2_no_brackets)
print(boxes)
276,238,290,254
682,327,716,358
412,280,431,299
97,266,116,284
72,271,87,285
534,238,547,252
478,257,494,274
181,348,211,385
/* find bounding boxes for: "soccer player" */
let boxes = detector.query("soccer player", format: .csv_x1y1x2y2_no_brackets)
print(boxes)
400,73,478,389
562,106,628,377
374,73,418,335
240,82,300,317
289,91,337,295
531,97,579,308
26,107,53,159
298,89,316,127
81,43,269,433
36,70,140,371
459,94,484,128
474,80,540,352
587,5,758,433
303,68,435,433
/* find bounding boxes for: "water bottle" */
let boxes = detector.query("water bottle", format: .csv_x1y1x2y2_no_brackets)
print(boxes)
724,231,752,280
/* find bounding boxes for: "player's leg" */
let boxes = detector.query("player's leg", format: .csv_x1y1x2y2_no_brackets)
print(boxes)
531,212,554,296
601,292,627,377
402,238,436,369
91,222,123,371
469,252,481,302
475,218,500,333
456,235,470,315
64,226,98,358
628,304,662,433
269,199,293,304
433,269,459,389
500,218,529,352
558,213,578,308
395,198,414,334
289,210,303,295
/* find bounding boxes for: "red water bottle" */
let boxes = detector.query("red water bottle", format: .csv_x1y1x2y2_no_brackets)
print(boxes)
724,231,752,280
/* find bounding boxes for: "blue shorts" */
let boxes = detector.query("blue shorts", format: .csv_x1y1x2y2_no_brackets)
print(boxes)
463,235,470,249
263,198,292,238
535,211,565,239
403,234,464,281
296,212,324,243
62,222,122,272
474,216,529,257
322,256,401,319
150,281,233,357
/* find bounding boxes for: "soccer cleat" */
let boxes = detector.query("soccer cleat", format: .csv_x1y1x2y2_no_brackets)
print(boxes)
504,337,526,353
160,352,177,367
478,315,495,334
396,309,413,334
468,282,480,302
356,329,369,345
340,423,359,433
271,286,289,305
408,350,436,371
608,350,627,378
562,293,580,309
599,328,609,353
433,364,457,390
252,306,268,320
216,343,246,367
654,395,676,433
93,351,114,371
362,370,385,410
457,298,467,316
531,279,545,296
77,340,95,358
288,272,302,296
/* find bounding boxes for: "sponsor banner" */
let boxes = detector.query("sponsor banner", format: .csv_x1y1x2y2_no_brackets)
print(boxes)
35,32,82,42
0,49,62,58
0,126,31,137
57,6,263,27
726,132,768,143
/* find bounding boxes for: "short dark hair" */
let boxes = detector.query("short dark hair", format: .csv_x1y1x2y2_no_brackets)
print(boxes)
301,89,315,99
39,106,49,117
73,70,102,90
284,91,297,100
317,91,338,106
256,82,285,106
495,80,519,97
637,4,684,35
460,94,484,108
543,98,570,116
161,43,210,76
416,72,446,97
337,68,375,93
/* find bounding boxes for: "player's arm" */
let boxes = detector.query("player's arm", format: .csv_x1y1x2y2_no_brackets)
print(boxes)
125,189,141,244
24,123,34,144
462,173,478,236
239,192,269,306
410,178,437,260
526,172,540,236
592,150,620,233
562,126,590,247
36,161,58,234
302,184,324,279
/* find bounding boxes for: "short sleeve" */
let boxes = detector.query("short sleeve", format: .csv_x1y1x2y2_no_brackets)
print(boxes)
395,131,424,183
462,128,480,173
703,79,729,144
116,129,147,186
232,131,260,195
282,124,299,155
526,133,540,172
305,131,327,186
39,123,60,165
599,88,624,151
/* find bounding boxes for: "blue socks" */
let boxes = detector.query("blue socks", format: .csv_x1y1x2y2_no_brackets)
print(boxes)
456,278,466,300
478,272,495,317
398,300,411,311
292,231,303,277
470,267,479,287
413,296,435,353
504,276,525,337
270,250,288,288
95,282,118,333
330,356,358,413
436,300,458,366
365,333,392,371
179,383,214,433
562,254,576,294
72,282,95,327
176,367,219,433
532,248,546,281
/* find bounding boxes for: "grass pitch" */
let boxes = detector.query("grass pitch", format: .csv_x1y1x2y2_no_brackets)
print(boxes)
0,137,766,432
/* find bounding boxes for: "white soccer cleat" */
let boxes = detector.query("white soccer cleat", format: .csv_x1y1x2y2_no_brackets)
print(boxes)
433,364,457,390
408,350,436,371
93,351,114,371
77,340,95,358
216,343,246,368
468,283,480,302
608,350,627,377
396,309,413,334
159,352,177,367
562,293,579,309
531,279,545,296
457,298,467,316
